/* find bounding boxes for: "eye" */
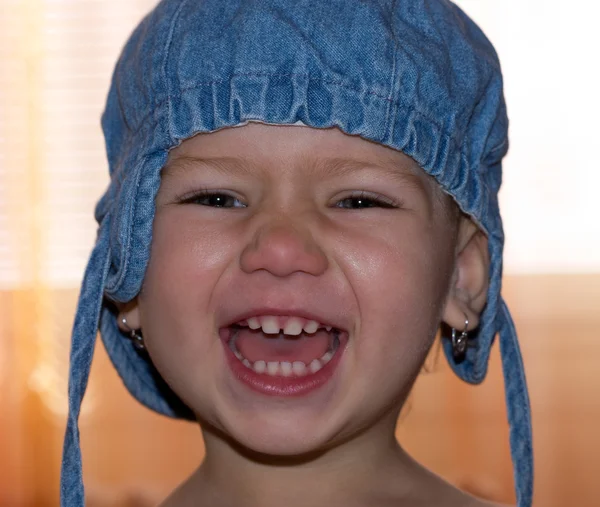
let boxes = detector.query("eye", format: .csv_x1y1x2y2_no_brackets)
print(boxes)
179,190,246,208
335,191,399,209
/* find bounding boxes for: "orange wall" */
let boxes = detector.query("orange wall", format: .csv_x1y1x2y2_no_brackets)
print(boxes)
1,274,599,506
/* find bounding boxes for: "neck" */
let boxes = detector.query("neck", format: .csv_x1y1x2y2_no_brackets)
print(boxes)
171,412,423,507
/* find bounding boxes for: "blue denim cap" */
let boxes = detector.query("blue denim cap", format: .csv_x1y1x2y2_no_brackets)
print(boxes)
61,0,533,505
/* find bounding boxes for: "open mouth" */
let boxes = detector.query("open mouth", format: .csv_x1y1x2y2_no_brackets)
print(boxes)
228,325,341,377
218,317,348,396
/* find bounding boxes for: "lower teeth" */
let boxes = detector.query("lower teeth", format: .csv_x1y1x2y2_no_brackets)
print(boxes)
231,332,340,377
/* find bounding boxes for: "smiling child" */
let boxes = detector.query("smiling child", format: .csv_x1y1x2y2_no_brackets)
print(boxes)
61,1,533,506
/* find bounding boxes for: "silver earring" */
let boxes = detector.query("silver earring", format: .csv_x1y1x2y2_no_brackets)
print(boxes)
121,316,146,351
451,314,469,363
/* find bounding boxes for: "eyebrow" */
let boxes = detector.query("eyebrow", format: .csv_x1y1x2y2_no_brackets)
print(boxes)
163,156,258,179
163,155,430,195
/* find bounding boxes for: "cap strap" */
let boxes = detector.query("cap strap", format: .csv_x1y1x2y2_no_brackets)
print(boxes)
61,218,111,506
499,299,534,507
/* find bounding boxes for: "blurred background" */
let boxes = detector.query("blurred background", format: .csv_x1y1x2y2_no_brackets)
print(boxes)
0,0,599,505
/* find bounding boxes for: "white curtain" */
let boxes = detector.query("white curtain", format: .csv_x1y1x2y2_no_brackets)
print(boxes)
0,2,160,505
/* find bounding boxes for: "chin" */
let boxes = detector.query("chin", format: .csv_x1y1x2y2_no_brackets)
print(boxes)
207,405,343,460
228,426,336,461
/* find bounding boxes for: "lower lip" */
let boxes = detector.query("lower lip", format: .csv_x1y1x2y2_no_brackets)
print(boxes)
220,328,348,397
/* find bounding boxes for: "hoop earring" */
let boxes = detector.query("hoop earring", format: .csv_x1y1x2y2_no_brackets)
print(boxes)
121,316,146,352
451,313,469,363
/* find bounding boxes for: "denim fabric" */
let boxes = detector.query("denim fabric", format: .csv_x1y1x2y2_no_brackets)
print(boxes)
61,0,533,505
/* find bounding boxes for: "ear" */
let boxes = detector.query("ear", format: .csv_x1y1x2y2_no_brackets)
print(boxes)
441,218,490,331
115,297,142,332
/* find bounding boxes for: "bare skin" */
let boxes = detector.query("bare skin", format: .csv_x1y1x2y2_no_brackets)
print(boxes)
162,438,509,507
119,124,495,507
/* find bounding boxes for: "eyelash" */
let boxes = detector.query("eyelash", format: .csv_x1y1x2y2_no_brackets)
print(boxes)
179,190,247,208
178,189,401,209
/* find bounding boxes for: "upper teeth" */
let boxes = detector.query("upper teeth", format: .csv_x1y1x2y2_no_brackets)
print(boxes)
238,316,333,336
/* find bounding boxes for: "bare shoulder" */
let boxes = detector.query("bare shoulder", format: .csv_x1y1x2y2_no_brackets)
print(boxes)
384,468,513,507
464,499,512,507
391,460,512,507
449,491,512,507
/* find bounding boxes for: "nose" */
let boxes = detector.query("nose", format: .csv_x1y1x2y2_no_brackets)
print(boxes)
240,216,329,278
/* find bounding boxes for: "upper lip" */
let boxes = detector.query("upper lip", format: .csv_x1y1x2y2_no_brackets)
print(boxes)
220,307,348,333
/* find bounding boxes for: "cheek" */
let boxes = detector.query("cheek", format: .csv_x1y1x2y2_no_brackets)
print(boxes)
147,214,233,285
138,213,235,364
343,225,453,367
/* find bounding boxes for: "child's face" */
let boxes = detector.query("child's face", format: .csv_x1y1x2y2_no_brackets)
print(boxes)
132,123,462,455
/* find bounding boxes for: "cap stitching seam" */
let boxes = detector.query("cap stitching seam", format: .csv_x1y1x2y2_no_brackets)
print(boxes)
125,72,458,147
104,154,148,293
162,0,191,144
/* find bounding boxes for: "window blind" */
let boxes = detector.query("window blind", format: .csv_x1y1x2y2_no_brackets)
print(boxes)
1,0,599,290
0,0,159,290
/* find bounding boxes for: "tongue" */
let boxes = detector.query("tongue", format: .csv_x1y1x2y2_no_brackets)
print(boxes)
232,328,332,364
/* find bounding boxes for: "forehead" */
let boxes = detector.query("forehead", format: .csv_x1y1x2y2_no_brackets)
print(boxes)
165,123,438,190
